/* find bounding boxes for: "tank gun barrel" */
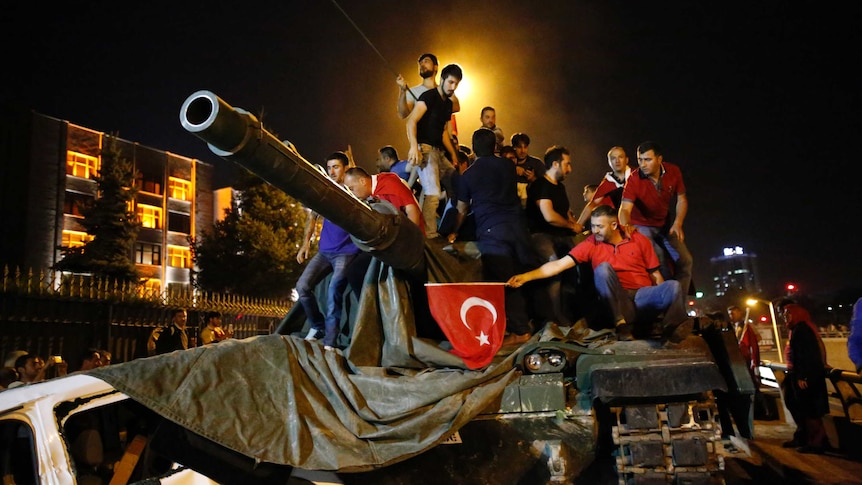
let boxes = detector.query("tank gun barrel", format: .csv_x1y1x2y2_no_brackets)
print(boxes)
180,90,424,272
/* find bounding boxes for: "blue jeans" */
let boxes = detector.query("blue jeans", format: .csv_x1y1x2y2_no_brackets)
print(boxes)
593,262,686,329
634,225,693,296
296,251,358,346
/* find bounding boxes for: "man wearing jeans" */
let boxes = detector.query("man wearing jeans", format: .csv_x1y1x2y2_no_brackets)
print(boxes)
295,152,359,350
406,63,462,238
507,205,687,341
618,141,693,295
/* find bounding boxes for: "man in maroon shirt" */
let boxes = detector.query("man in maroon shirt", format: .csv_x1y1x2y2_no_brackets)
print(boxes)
618,141,693,296
508,205,687,341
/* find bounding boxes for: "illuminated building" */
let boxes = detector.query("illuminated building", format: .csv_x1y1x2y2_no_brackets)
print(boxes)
710,246,762,297
0,107,214,294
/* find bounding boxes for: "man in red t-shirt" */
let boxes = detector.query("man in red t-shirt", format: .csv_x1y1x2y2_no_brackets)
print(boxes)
343,167,425,235
618,141,693,296
508,205,687,341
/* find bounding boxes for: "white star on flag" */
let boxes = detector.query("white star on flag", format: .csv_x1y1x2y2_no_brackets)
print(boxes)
476,331,490,346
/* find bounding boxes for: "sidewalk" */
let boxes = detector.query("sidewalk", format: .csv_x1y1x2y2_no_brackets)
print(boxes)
724,419,862,485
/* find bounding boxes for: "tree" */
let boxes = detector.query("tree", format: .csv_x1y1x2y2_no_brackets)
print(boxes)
191,170,307,299
56,135,140,282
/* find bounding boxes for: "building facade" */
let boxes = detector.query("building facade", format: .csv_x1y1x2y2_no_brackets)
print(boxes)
710,246,761,297
0,107,214,295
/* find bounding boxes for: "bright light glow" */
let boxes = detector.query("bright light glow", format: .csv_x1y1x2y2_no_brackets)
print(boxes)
695,291,704,298
786,283,796,291
455,77,471,103
746,298,758,306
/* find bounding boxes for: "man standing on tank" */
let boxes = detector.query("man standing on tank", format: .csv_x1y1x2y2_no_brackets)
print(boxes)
446,127,539,346
406,63,463,238
295,152,360,351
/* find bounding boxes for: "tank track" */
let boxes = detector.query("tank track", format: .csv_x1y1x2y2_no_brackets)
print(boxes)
611,394,724,485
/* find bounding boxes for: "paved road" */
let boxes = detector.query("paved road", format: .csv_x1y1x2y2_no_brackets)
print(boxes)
724,419,862,485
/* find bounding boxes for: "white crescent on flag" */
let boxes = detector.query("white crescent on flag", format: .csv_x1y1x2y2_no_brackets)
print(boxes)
459,297,498,332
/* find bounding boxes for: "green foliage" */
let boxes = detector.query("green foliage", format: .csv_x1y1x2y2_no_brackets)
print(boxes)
191,170,307,298
55,136,140,282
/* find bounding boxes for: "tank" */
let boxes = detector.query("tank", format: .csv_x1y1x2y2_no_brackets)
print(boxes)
176,91,756,484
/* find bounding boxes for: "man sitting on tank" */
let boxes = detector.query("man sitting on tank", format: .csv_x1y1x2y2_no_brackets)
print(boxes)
506,204,687,341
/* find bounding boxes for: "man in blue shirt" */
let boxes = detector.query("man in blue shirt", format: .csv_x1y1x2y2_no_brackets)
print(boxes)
295,152,360,351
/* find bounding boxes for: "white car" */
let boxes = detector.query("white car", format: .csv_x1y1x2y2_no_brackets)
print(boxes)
1,374,220,485
1,373,343,485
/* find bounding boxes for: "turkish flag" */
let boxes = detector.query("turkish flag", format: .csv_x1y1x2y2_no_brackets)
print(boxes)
425,282,507,369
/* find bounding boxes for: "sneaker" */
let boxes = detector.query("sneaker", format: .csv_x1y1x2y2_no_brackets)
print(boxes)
304,328,321,341
324,345,335,352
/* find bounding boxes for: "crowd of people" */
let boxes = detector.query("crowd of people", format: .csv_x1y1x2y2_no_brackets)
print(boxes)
1,308,233,392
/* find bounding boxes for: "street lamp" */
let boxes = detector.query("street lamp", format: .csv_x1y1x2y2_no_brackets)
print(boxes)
747,297,782,363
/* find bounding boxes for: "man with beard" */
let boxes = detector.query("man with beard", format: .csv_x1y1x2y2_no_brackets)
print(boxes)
575,146,633,232
396,53,460,119
508,204,687,342
480,106,505,155
406,63,463,238
525,145,580,325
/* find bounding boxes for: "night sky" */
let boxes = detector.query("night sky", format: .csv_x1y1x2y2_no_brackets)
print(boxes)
3,1,860,298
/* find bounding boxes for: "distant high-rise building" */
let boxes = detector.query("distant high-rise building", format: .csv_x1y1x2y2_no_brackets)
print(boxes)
0,107,215,295
710,246,761,297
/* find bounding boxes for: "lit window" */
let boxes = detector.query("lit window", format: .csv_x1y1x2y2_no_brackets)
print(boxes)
167,245,191,268
168,177,192,201
137,204,162,229
135,243,161,265
137,278,162,298
66,151,100,179
61,230,93,248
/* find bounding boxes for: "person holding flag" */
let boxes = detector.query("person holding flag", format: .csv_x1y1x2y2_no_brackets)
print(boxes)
507,204,687,342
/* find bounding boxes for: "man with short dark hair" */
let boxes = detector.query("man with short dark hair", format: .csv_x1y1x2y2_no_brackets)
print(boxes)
510,133,546,208
480,106,504,154
200,311,231,345
406,63,463,238
619,141,693,295
149,308,189,355
376,145,412,182
396,53,460,119
9,354,44,388
525,145,579,325
343,166,424,233
295,152,360,351
508,204,687,341
77,348,103,371
447,127,539,346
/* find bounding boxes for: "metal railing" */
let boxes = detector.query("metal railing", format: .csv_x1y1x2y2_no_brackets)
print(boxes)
761,361,862,424
1,266,293,365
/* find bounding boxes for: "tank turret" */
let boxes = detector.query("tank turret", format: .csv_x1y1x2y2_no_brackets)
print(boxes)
179,90,425,275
